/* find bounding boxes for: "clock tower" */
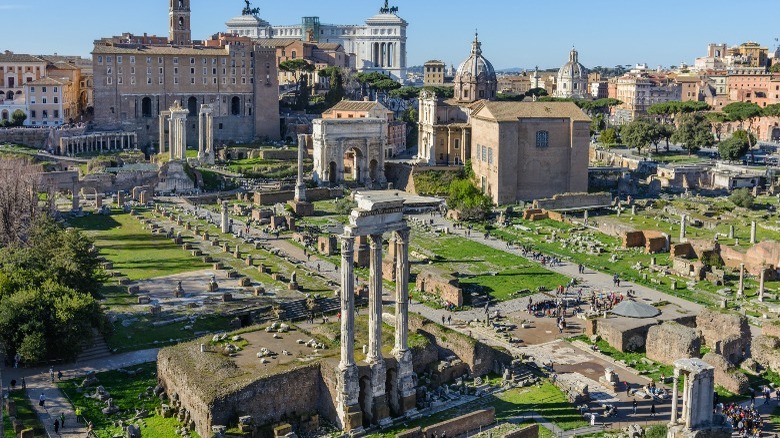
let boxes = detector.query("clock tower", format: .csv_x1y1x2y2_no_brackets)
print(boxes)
169,0,191,45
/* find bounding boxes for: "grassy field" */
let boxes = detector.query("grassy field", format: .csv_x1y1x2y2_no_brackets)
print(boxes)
58,363,200,438
411,231,570,302
226,156,312,179
2,389,45,437
572,336,675,385
381,381,587,437
106,312,230,353
69,212,209,280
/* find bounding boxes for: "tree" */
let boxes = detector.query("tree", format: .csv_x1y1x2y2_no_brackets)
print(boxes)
729,188,754,209
280,59,315,108
11,109,27,127
761,103,780,118
0,158,42,246
295,74,310,110
422,86,454,98
389,86,421,100
322,67,346,107
496,93,524,102
0,215,104,363
671,113,714,155
718,136,750,162
732,129,756,147
722,102,762,149
590,114,606,135
621,119,654,155
600,128,618,146
579,98,622,116
447,178,492,221
401,107,418,146
770,63,780,73
525,87,548,98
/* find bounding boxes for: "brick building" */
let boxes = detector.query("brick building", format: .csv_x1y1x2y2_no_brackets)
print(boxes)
92,0,280,151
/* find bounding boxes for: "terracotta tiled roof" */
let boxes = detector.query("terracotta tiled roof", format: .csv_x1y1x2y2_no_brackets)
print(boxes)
323,100,389,113
474,101,590,122
92,44,229,56
26,77,67,86
0,53,46,63
252,38,302,48
316,43,342,51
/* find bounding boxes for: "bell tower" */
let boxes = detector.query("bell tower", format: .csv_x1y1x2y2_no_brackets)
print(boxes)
169,0,191,46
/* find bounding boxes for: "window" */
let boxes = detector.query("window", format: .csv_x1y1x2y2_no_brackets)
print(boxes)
53,97,58,103
147,78,152,84
481,145,487,161
54,110,59,118
190,68,195,75
98,56,103,64
42,110,48,118
146,57,152,64
107,67,112,75
117,56,122,64
173,57,179,64
130,56,135,64
30,110,36,118
53,87,57,93
174,67,178,75
190,58,195,64
536,130,549,148
30,87,34,93
488,147,493,164
158,57,163,64
42,87,47,93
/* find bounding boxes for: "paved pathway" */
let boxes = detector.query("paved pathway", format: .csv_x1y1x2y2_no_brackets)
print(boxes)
2,348,158,437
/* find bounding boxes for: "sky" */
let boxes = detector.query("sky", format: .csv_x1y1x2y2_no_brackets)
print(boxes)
4,0,779,70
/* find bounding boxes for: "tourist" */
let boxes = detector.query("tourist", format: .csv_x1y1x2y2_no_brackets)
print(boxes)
57,370,63,381
632,399,637,415
21,377,25,390
441,315,446,325
60,412,65,428
650,401,656,417
39,392,46,408
447,315,452,325
14,353,20,368
49,367,55,383
54,418,60,435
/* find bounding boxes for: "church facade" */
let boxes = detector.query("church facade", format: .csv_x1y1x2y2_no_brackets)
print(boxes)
418,35,590,203
92,0,280,150
226,1,408,82
554,48,589,99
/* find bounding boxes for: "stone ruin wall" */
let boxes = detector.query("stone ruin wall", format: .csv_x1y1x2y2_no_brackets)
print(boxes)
415,270,464,307
532,192,612,211
597,319,656,353
701,352,749,394
763,322,780,338
408,313,511,377
645,322,701,365
751,335,780,373
696,309,750,360
253,187,342,206
209,363,324,433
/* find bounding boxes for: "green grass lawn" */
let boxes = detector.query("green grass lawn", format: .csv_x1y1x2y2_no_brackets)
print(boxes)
69,212,209,280
105,313,230,353
411,232,570,302
58,363,200,438
2,389,45,437
380,382,586,437
573,336,675,385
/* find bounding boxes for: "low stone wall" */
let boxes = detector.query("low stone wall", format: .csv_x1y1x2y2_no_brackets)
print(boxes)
408,313,510,377
504,423,540,438
702,352,749,394
532,192,612,211
260,149,298,160
254,187,342,205
0,127,51,148
423,407,495,437
622,230,669,253
415,269,463,307
646,322,700,365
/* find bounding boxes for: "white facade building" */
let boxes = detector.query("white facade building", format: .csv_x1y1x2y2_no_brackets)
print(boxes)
554,48,588,99
226,1,408,82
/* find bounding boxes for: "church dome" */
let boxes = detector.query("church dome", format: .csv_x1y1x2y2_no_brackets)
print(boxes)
559,48,587,80
455,33,497,82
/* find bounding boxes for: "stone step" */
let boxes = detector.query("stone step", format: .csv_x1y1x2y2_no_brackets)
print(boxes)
76,330,113,362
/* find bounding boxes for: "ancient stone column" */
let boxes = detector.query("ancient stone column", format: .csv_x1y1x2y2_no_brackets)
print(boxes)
71,185,79,211
198,110,205,160
339,236,356,366
336,235,362,432
670,369,680,425
759,269,766,302
220,202,230,234
96,193,103,210
750,221,757,244
367,233,390,425
295,134,307,202
393,228,416,415
728,225,734,239
737,263,745,297
680,214,687,242
367,234,383,364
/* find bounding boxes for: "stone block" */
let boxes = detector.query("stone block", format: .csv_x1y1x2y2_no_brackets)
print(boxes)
182,243,193,250
239,277,251,287
191,249,202,257
149,304,162,315
202,256,213,263
213,262,224,270
245,256,254,266
127,285,140,294
288,282,299,291
702,352,749,394
646,322,701,365
272,273,284,282
222,293,233,302
20,428,34,438
259,265,271,274
226,270,239,279
253,286,265,296
138,296,151,304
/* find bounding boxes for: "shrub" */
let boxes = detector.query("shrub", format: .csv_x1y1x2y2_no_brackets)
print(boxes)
729,188,754,209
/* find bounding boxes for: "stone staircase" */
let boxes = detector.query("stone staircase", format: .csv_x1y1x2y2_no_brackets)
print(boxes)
277,297,342,321
76,330,113,363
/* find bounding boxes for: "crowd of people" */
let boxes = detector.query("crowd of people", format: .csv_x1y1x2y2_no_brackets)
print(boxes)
722,403,764,437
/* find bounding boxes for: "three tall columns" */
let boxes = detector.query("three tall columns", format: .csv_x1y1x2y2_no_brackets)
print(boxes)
337,228,414,432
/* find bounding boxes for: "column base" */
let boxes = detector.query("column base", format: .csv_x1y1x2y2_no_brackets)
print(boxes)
287,199,314,216
401,394,418,415
372,394,391,427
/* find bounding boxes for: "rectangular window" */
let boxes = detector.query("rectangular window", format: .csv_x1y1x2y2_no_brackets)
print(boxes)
190,78,195,84
42,97,47,104
488,147,493,164
130,67,135,74
42,110,48,118
118,77,122,84
146,57,152,64
129,56,135,64
536,130,549,148
190,68,195,75
158,57,163,64
190,57,195,64
31,110,36,118
481,145,487,162
203,67,207,75
54,110,59,118
53,97,58,103
147,77,152,84
30,87,35,93
107,77,112,85
147,67,152,75
117,56,122,64
98,56,103,64
42,87,47,93
174,67,178,75
173,57,179,64
212,68,217,75
159,67,163,75
174,77,178,84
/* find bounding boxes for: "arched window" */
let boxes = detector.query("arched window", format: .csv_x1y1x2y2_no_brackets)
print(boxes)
231,96,240,115
179,17,184,30
141,97,152,117
178,0,183,8
187,96,198,116
536,130,549,148
7,91,14,101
